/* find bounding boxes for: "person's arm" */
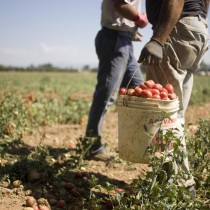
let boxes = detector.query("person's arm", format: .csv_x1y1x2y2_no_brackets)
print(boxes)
152,0,184,45
112,0,138,21
204,0,210,15
112,0,148,28
138,0,184,65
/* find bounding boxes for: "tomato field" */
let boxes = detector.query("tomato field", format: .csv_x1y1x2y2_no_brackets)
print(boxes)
0,71,209,210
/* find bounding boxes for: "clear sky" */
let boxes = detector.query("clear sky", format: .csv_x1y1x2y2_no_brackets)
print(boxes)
0,0,209,68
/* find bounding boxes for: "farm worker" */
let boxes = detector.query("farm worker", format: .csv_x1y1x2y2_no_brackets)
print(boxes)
83,0,148,160
138,0,209,198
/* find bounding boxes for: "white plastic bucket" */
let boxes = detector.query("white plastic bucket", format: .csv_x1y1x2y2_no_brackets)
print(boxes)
116,95,179,163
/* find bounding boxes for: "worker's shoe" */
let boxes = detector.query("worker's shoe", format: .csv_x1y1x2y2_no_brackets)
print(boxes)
87,145,115,161
78,136,115,161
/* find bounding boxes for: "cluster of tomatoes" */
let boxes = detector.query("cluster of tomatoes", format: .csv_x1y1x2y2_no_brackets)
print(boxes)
119,80,177,100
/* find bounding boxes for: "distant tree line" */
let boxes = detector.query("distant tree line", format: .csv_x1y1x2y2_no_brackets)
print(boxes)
0,63,98,72
0,61,209,74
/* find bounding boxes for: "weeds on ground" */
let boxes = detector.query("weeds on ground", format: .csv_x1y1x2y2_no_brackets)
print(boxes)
0,121,209,209
75,136,103,160
86,120,210,209
0,93,31,139
0,91,90,140
187,119,210,207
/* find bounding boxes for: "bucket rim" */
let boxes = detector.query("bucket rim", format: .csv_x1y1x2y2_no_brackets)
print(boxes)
117,95,179,103
116,95,179,112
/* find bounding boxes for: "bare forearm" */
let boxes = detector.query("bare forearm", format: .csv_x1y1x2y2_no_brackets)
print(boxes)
204,0,210,15
152,0,184,44
113,0,138,21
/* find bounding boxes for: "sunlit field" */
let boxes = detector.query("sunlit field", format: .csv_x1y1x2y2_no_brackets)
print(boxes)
0,71,209,209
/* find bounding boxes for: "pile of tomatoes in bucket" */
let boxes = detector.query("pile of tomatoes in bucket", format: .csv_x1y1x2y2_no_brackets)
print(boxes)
119,80,177,101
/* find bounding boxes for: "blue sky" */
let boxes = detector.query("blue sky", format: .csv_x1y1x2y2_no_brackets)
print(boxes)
0,0,209,68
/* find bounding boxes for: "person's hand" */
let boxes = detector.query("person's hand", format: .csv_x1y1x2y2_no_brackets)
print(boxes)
132,32,142,42
138,39,164,65
135,12,148,28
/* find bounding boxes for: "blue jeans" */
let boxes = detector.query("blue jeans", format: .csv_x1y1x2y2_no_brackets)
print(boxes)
86,27,144,137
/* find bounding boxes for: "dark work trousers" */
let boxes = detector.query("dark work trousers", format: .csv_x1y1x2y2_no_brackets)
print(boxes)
86,27,144,139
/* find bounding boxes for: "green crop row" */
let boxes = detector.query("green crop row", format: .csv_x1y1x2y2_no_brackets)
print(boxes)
0,71,209,139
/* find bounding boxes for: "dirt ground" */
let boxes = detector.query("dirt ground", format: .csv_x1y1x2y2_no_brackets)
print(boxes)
0,103,210,210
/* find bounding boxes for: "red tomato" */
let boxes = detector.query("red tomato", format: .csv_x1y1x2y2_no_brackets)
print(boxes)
132,91,138,96
141,90,152,98
162,97,170,101
105,200,113,209
153,83,163,91
139,83,148,90
127,88,135,96
69,143,75,149
165,84,174,94
63,182,76,191
39,206,50,210
144,80,155,88
168,93,177,100
74,171,83,179
160,91,168,99
134,86,142,96
161,88,168,94
150,89,160,95
26,196,35,207
119,88,127,95
152,94,161,99
57,200,65,208
32,205,39,210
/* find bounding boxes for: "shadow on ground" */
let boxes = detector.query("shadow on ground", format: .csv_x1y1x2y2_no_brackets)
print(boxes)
0,138,131,209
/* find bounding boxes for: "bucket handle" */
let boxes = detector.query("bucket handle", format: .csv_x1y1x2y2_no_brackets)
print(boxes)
125,63,169,90
125,68,139,89
150,64,169,84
